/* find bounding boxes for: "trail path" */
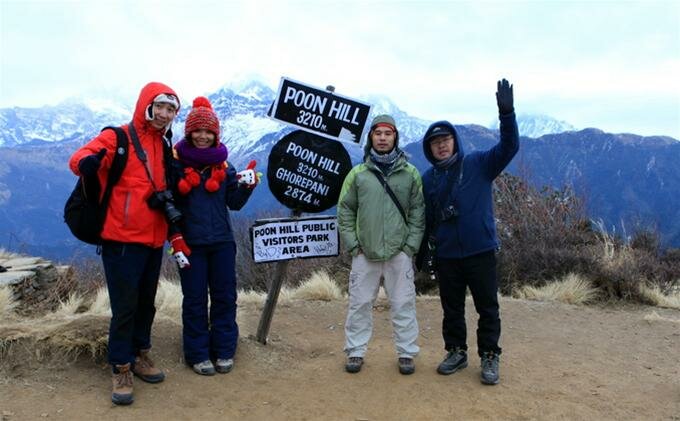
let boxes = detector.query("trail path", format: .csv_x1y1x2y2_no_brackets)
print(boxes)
2,297,679,420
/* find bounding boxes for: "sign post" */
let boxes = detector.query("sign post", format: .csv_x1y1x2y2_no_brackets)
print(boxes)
254,211,300,345
255,83,357,344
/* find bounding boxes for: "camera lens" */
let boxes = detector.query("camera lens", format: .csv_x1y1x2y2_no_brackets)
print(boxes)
164,202,182,224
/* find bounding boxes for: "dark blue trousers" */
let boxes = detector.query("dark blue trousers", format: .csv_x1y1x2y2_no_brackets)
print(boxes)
437,250,502,357
179,242,238,365
101,242,163,367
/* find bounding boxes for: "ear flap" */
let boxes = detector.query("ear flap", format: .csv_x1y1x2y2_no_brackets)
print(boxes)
146,104,154,121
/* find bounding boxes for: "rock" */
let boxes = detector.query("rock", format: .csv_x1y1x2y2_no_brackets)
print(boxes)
0,270,35,287
0,252,73,314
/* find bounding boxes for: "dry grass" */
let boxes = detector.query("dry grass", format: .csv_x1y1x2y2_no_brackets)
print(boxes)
0,273,348,369
154,278,182,323
288,270,343,301
638,284,680,310
0,287,17,319
514,273,599,305
237,270,343,306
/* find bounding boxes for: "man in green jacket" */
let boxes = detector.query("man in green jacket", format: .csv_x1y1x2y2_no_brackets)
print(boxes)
337,114,425,375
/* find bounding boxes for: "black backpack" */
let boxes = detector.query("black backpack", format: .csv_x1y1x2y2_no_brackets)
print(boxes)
64,127,129,245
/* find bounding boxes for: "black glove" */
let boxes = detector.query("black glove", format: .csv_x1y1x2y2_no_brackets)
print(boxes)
496,78,514,115
78,148,106,177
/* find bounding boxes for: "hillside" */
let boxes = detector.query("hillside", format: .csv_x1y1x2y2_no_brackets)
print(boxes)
1,296,679,420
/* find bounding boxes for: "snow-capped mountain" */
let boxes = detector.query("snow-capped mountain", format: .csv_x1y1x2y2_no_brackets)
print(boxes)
489,113,576,138
1,80,679,261
0,100,132,147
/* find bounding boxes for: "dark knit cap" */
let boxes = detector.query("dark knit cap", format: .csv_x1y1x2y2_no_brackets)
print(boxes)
185,96,220,140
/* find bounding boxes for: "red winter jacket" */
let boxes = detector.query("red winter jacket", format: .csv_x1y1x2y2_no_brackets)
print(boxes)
69,82,179,248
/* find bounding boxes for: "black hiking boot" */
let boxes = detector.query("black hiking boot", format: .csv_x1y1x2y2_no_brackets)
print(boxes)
398,357,415,375
437,348,468,375
480,351,500,385
345,356,364,373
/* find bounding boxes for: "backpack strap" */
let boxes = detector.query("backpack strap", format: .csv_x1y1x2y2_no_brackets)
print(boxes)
98,126,129,219
369,169,407,224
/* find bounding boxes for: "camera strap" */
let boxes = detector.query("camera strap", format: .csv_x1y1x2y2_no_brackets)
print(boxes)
128,122,172,192
369,169,407,224
435,157,464,225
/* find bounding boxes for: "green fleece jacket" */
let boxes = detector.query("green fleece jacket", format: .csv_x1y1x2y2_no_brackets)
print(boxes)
337,154,425,262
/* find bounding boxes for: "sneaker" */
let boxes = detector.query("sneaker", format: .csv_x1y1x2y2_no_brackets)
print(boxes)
133,349,165,383
215,358,234,374
111,363,134,405
480,352,500,385
192,360,216,376
345,356,363,373
398,357,415,375
437,348,468,375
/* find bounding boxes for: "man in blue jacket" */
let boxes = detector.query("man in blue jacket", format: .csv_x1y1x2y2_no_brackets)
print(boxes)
419,79,518,385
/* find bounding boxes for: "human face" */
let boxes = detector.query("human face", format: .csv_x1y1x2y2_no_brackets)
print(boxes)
190,129,216,149
149,102,178,130
371,126,396,154
429,135,455,161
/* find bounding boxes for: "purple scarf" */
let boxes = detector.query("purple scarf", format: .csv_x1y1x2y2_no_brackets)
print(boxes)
175,138,228,169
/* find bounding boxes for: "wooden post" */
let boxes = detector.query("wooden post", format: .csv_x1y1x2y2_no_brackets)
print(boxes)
255,209,302,344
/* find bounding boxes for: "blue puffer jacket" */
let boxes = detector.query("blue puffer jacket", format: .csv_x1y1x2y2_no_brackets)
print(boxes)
421,113,519,258
174,161,253,246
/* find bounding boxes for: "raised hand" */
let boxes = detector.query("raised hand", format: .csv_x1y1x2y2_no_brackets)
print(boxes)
496,79,514,115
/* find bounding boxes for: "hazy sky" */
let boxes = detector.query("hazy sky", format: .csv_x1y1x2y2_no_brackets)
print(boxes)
1,0,679,138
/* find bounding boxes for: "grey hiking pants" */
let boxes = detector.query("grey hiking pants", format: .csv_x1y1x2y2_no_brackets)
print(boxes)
344,252,419,358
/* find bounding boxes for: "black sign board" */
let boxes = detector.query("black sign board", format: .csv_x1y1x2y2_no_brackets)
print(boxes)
267,130,352,213
270,77,371,143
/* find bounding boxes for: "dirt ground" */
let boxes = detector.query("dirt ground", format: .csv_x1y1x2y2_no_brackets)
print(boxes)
1,296,679,420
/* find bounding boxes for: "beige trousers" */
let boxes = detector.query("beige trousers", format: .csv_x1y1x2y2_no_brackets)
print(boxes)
344,252,419,358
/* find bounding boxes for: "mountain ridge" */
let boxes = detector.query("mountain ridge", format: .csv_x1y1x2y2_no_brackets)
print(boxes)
0,80,678,260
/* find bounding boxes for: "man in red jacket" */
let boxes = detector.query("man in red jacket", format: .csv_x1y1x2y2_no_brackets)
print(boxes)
69,82,180,405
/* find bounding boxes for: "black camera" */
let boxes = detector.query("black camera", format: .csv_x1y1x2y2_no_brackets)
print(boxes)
147,190,182,224
440,204,459,222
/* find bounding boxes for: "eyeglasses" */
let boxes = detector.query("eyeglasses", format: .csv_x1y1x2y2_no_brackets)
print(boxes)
430,136,453,147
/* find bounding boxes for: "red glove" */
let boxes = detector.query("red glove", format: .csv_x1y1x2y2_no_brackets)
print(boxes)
236,160,260,189
169,233,192,268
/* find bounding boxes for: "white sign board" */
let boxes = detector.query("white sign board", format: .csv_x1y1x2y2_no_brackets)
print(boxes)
250,215,339,263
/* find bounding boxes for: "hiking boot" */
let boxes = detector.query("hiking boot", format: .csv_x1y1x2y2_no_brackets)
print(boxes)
133,349,165,383
345,356,363,373
398,357,415,375
437,348,468,375
215,358,234,374
193,360,216,376
480,352,500,385
111,363,134,405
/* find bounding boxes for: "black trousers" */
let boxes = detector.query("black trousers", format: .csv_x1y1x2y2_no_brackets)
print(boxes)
437,250,502,357
102,242,163,367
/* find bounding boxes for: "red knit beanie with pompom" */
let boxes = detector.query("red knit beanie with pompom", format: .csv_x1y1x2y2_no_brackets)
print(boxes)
185,96,220,140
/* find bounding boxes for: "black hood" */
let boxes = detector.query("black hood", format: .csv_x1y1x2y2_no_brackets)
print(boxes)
422,120,462,165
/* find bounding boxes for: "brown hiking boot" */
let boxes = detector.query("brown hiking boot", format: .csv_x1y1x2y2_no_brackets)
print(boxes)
132,349,165,383
112,363,134,405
